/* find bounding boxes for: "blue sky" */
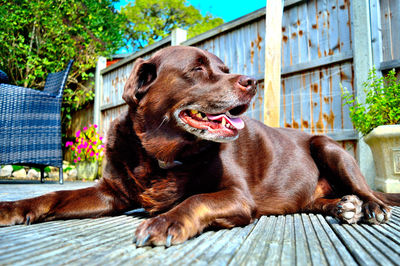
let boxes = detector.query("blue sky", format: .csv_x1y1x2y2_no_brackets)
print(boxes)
114,0,266,23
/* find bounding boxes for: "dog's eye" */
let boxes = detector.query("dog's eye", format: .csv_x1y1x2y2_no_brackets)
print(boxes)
192,66,204,72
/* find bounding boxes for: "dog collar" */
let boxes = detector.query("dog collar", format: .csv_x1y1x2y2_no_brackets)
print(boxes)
157,160,183,169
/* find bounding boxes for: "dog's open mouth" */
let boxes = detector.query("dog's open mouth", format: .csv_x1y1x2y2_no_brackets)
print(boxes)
177,104,248,142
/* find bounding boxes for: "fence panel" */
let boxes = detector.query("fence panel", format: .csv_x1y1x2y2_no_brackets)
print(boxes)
377,0,400,71
98,0,356,143
99,38,171,136
380,0,400,62
280,0,355,140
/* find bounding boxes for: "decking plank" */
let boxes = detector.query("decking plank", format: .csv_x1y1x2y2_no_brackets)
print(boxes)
227,215,276,265
316,215,358,266
327,219,379,266
293,213,312,265
0,182,400,265
280,215,295,265
309,214,346,266
354,224,400,265
301,213,328,266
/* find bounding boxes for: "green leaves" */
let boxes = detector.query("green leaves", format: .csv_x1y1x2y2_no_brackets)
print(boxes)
342,68,400,135
121,0,223,52
1,0,125,86
0,0,125,143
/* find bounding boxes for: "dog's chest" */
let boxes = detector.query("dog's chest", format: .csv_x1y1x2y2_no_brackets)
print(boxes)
137,164,220,214
138,172,183,213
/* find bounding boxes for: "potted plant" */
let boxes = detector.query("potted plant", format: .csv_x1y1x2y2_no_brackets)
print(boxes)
342,68,400,192
65,124,104,181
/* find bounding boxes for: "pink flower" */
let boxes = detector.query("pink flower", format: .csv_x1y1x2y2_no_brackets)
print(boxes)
77,157,81,161
99,137,103,141
94,124,98,128
74,159,77,163
90,151,95,157
75,130,81,138
65,141,73,147
83,127,88,131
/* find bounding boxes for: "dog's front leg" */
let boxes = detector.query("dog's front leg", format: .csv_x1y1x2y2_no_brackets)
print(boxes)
0,180,131,225
134,188,254,247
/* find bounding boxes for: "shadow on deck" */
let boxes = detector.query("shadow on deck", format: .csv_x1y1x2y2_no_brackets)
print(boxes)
0,182,399,265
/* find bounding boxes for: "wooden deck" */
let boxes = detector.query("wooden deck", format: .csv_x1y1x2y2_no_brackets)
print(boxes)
0,182,400,265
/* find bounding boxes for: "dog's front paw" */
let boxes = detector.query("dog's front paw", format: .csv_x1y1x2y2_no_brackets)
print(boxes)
335,195,363,224
134,213,198,247
0,202,32,226
362,201,391,225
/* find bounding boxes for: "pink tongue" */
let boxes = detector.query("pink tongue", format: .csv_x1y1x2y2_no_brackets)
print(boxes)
206,114,245,130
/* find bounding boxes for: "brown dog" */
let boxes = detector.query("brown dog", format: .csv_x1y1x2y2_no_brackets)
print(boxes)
1,46,399,247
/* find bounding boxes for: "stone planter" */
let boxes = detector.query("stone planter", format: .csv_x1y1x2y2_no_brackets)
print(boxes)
76,161,99,181
364,125,400,192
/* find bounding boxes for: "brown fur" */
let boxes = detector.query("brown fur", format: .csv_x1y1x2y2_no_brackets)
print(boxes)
1,46,400,247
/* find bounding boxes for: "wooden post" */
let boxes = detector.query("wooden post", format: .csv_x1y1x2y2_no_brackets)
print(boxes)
264,0,284,127
93,57,107,129
171,28,187,46
351,0,376,188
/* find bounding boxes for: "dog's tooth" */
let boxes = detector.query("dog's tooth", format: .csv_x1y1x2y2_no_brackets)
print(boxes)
191,110,198,115
196,113,203,119
203,116,208,121
222,117,226,127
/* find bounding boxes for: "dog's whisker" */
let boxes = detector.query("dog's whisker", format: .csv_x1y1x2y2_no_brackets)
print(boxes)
153,116,169,132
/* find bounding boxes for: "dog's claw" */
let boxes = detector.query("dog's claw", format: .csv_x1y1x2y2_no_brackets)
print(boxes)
25,216,31,225
132,235,137,244
364,205,372,218
138,234,150,247
166,235,172,247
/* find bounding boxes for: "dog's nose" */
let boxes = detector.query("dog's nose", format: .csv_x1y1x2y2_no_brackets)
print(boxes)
237,76,257,93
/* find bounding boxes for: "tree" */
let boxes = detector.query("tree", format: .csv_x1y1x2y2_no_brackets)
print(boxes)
0,0,125,138
121,0,223,52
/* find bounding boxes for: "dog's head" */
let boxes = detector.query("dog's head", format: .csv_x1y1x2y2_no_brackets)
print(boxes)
123,46,257,161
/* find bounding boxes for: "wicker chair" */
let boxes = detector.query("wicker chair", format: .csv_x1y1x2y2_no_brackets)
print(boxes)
0,70,9,84
0,60,74,184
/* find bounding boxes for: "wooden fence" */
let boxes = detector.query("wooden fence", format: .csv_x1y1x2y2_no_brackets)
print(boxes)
94,0,399,188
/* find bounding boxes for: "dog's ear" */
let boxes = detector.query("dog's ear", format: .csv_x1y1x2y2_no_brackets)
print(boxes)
123,58,157,107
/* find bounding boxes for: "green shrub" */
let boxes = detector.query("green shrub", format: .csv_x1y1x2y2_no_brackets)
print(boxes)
0,0,125,142
12,165,24,171
342,68,400,136
11,166,50,173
